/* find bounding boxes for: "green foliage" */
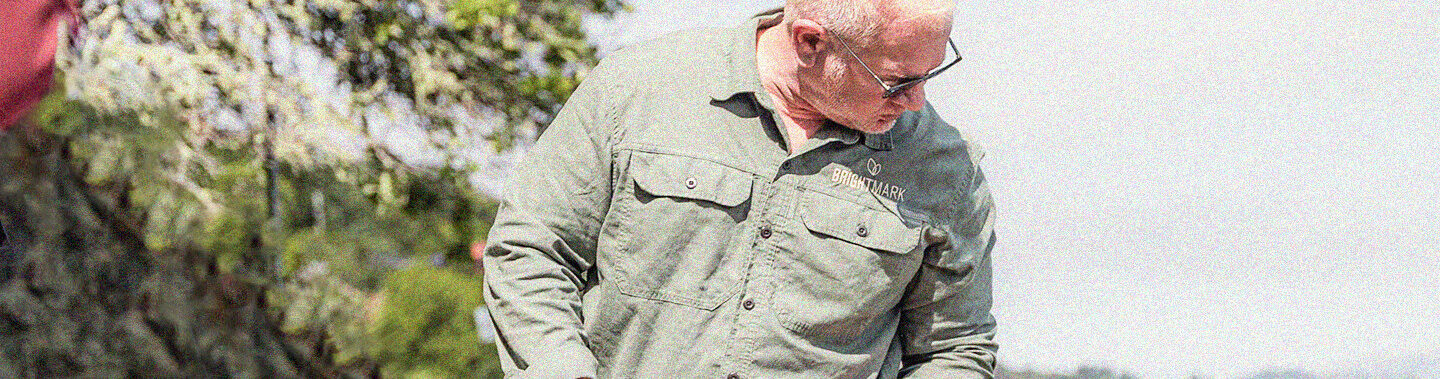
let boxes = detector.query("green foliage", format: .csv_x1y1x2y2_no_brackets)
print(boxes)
370,266,498,378
267,261,374,366
8,0,622,375
448,0,520,28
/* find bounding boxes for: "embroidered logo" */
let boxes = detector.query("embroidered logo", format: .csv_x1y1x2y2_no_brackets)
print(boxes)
830,160,906,202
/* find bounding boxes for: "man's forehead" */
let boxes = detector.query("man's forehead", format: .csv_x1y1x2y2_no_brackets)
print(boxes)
881,51,948,79
871,0,954,57
876,3,954,38
877,0,956,23
867,28,951,77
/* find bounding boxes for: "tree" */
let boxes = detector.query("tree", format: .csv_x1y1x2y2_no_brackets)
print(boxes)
0,0,622,376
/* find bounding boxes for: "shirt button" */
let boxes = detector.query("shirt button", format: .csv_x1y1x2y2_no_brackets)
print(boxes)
743,299,755,310
759,227,772,239
856,226,869,237
685,177,697,189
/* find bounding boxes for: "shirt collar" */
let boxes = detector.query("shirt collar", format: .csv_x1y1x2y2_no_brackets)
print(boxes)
818,120,894,151
708,8,782,108
864,129,894,150
814,120,860,145
711,8,893,152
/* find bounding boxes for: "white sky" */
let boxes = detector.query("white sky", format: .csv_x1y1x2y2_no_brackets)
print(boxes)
586,2,1440,378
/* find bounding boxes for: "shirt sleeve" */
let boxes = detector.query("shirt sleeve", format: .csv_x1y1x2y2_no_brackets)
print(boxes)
896,163,1000,379
481,70,617,378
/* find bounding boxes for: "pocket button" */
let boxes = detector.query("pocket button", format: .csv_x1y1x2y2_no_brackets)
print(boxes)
856,226,869,237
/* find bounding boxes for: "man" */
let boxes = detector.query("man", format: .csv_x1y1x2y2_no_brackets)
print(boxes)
482,0,998,377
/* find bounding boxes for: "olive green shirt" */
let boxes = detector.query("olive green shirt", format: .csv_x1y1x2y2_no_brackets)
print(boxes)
482,11,998,379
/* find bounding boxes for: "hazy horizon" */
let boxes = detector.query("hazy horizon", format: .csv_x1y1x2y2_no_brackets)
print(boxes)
584,2,1439,378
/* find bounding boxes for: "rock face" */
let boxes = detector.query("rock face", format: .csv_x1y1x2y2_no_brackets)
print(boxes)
0,129,338,377
2,0,621,374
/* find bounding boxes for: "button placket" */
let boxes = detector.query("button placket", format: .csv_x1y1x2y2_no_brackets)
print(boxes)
730,176,788,375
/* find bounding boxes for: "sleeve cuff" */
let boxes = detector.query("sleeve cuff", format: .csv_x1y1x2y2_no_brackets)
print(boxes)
500,341,598,379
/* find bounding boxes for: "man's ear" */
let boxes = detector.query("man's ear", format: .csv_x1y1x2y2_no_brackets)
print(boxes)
789,19,829,68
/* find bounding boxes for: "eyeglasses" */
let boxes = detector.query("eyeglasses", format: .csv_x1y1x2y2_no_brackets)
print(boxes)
831,32,963,98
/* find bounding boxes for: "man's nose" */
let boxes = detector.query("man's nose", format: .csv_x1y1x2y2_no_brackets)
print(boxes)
890,84,926,112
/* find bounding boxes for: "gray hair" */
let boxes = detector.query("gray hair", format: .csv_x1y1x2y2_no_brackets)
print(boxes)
784,0,885,47
785,0,955,49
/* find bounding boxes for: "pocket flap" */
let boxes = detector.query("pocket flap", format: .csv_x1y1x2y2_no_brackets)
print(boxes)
800,192,921,254
630,152,752,207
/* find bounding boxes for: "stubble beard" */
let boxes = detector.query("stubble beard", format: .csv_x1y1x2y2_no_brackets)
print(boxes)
818,60,896,134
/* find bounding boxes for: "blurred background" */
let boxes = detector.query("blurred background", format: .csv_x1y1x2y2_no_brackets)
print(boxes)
2,0,1436,378
2,0,620,377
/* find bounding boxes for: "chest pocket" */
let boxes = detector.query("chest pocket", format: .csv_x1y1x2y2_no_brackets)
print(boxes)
799,192,921,255
630,152,750,207
606,151,753,310
774,190,923,344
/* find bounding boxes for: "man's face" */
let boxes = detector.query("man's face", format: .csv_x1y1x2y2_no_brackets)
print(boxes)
806,25,951,134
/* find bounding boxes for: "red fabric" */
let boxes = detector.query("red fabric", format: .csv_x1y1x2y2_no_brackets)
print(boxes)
1,0,77,130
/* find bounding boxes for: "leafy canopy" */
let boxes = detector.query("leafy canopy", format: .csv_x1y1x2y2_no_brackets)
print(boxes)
19,0,623,375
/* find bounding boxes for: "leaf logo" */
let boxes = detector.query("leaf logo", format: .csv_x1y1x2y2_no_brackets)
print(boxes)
866,158,882,176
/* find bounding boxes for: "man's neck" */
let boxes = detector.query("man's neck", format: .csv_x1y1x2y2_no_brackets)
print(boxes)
755,22,827,155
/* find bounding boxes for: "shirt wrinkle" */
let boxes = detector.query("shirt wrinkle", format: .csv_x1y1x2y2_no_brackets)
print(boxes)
483,8,998,379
